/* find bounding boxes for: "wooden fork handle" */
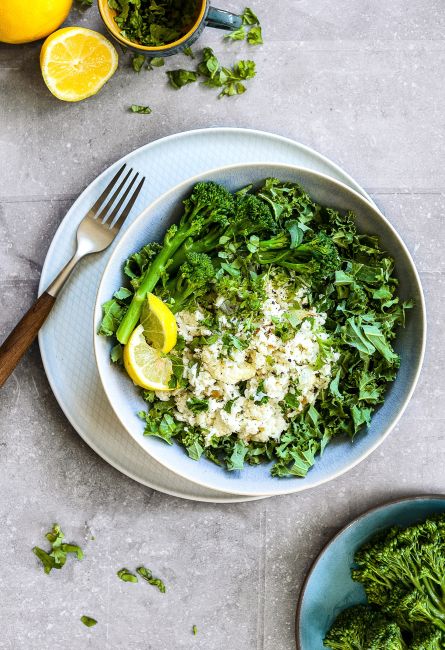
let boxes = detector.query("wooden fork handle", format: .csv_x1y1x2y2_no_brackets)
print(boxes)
0,292,55,388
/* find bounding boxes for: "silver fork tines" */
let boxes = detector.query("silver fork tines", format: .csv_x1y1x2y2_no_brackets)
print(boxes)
45,165,145,297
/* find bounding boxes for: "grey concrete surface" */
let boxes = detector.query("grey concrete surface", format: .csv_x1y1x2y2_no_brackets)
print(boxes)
1,1,444,648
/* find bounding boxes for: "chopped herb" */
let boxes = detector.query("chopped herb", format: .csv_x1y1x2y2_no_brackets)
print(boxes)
193,625,198,635
225,26,246,41
186,397,209,413
109,0,199,47
241,7,260,25
33,524,83,574
183,46,194,58
131,53,145,73
81,616,97,627
247,25,263,45
117,568,138,583
76,0,93,7
167,69,198,89
148,57,165,68
136,566,166,592
197,48,256,97
130,105,152,114
223,398,237,413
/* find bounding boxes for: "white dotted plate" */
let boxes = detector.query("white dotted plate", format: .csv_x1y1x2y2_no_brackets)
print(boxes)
38,128,372,502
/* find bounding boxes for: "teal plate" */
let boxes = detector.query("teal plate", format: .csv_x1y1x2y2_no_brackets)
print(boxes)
295,495,445,649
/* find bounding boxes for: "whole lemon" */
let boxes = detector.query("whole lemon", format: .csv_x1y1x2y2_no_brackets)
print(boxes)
0,0,73,44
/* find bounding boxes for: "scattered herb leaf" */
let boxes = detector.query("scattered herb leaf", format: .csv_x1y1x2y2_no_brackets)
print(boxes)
131,54,145,73
81,616,97,627
117,568,138,583
136,566,166,592
167,69,198,89
33,524,83,574
130,105,152,114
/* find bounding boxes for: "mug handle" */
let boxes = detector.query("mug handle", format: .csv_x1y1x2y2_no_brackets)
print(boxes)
205,6,242,30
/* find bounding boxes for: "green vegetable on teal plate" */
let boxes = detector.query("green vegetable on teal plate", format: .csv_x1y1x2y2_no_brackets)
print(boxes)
130,105,152,114
101,178,410,476
108,0,198,46
324,604,406,649
33,524,83,574
324,514,445,649
81,616,97,627
117,568,138,583
136,566,166,592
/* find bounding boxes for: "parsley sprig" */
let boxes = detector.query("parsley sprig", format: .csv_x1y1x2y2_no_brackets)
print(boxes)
33,524,83,574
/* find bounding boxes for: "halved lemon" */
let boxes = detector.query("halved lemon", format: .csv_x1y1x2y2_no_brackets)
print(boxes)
124,325,173,391
40,27,118,102
140,293,177,354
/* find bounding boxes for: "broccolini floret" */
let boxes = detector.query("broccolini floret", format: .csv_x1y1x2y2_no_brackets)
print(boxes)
324,604,407,650
166,252,216,314
168,192,275,272
256,231,340,280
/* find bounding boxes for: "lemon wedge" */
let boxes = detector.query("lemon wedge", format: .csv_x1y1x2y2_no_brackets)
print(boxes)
123,325,173,391
40,27,118,102
140,293,177,354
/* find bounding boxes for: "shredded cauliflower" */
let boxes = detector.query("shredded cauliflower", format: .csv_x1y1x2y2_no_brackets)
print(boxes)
156,281,338,445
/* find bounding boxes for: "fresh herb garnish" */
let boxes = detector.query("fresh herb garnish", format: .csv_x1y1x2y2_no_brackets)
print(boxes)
167,69,198,89
148,57,165,68
130,105,152,114
117,568,138,583
136,566,166,592
241,7,260,25
247,25,262,45
33,524,83,574
193,625,198,635
198,48,256,97
131,53,145,73
186,397,209,413
109,0,199,47
81,616,97,627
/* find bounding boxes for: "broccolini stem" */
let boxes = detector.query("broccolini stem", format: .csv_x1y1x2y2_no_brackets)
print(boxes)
116,233,187,344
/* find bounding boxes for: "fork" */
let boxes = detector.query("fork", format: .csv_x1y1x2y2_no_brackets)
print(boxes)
0,164,145,388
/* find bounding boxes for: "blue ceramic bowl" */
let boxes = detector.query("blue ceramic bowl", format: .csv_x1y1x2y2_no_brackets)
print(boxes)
296,495,445,649
94,163,426,497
